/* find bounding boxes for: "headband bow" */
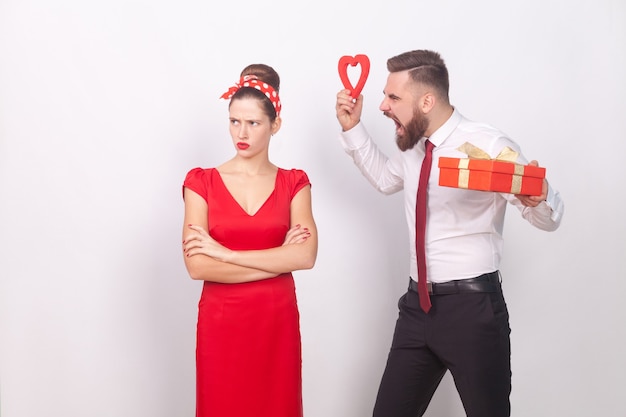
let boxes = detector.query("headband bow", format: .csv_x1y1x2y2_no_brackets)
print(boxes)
220,75,282,117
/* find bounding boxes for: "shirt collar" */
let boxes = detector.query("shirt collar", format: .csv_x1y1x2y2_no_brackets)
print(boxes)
425,107,462,148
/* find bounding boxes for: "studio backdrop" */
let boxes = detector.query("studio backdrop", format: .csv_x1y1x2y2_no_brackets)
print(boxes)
1,1,625,416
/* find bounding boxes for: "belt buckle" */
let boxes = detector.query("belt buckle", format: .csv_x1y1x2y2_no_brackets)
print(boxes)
427,282,433,294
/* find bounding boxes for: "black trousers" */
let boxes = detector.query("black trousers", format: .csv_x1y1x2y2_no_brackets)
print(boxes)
373,274,511,417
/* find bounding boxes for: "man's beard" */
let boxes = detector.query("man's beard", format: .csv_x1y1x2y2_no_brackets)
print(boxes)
394,109,429,152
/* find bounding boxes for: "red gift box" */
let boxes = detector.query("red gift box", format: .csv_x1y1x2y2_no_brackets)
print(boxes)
437,143,546,196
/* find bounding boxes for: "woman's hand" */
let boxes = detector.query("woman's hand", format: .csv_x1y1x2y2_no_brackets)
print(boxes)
282,224,311,245
183,224,233,263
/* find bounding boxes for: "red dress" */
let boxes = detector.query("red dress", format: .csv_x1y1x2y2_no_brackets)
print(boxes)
183,167,310,417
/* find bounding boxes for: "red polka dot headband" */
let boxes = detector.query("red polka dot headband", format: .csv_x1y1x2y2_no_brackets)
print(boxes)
220,75,282,117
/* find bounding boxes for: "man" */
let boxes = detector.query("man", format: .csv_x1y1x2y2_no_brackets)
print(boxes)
334,49,564,417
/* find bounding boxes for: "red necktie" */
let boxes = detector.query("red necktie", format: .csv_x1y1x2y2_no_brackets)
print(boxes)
416,139,434,313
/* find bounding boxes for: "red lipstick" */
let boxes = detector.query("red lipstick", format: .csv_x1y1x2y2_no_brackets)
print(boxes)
237,142,249,150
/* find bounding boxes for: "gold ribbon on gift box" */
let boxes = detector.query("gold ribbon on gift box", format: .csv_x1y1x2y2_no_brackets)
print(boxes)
456,142,524,194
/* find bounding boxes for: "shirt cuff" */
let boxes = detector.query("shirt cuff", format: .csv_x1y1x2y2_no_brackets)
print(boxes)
544,184,564,223
339,122,370,150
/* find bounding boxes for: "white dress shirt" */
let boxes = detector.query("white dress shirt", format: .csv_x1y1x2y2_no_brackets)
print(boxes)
339,108,564,283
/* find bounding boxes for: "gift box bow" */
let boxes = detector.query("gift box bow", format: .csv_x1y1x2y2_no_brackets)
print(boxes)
456,142,523,174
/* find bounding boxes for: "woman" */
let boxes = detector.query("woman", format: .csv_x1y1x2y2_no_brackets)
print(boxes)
182,63,318,417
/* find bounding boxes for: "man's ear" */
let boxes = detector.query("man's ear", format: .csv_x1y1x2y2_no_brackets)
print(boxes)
420,92,436,114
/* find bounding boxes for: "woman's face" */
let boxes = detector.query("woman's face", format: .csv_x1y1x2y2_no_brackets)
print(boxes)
228,97,279,156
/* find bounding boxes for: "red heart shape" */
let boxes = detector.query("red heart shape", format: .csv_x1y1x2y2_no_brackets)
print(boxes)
338,54,370,99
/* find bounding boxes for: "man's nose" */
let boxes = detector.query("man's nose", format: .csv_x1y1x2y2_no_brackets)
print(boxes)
379,98,390,112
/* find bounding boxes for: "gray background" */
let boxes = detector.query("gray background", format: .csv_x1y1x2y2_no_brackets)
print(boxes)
1,0,625,416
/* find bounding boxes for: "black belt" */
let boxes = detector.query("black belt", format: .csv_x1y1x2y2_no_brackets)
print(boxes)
408,271,501,295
